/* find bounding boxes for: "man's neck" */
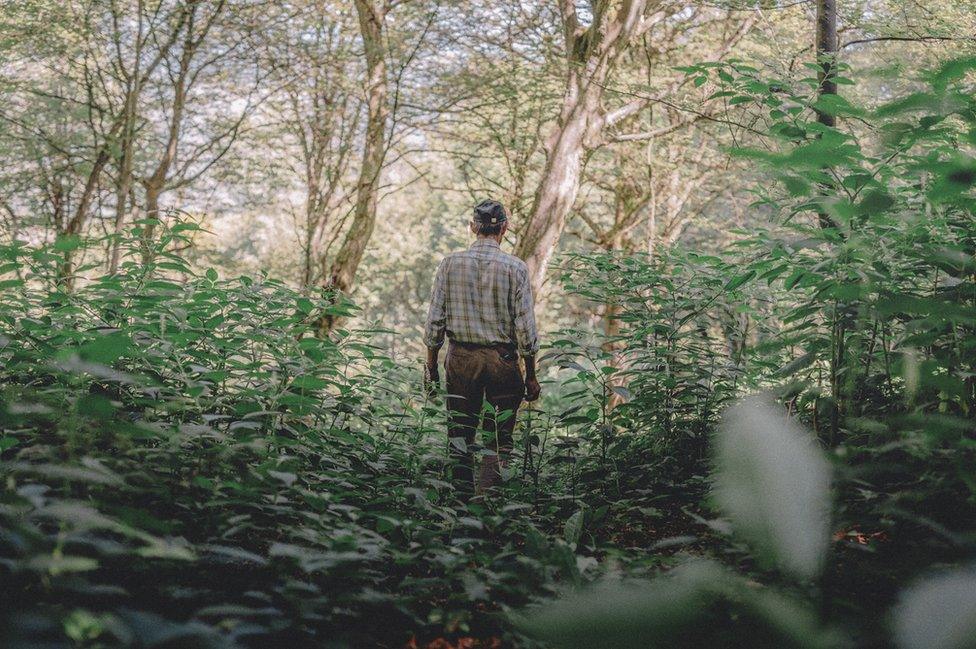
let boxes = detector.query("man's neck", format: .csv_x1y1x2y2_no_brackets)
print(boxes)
475,234,503,245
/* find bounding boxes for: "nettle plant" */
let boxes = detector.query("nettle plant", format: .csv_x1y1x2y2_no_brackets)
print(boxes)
4,220,670,647
0,222,576,646
714,55,976,616
516,56,976,649
517,394,976,649
695,55,976,432
557,248,758,463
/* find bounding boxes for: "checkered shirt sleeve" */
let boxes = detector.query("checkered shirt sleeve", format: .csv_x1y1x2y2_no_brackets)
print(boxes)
423,258,448,350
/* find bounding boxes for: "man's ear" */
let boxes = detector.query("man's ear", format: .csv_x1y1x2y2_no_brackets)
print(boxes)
500,222,509,237
469,220,479,235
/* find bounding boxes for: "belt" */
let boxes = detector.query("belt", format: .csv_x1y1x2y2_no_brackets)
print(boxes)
449,339,517,354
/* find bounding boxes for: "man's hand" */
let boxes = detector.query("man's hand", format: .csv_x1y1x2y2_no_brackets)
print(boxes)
424,346,441,400
522,354,541,402
424,363,440,400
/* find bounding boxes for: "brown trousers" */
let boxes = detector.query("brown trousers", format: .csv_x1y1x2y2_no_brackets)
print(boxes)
444,341,524,492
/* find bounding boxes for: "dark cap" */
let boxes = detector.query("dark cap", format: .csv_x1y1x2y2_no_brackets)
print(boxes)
473,199,507,225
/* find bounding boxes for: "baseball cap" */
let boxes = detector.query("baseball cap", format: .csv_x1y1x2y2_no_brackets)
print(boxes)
473,199,507,224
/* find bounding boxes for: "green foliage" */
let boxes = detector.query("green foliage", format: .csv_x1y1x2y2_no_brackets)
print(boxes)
558,246,751,461
516,559,842,649
519,56,976,649
893,567,976,649
517,395,844,648
713,394,831,581
0,224,620,648
2,52,976,649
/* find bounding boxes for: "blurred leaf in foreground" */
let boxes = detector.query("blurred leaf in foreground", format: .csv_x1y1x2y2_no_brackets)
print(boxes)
713,393,831,581
514,560,846,649
893,567,976,649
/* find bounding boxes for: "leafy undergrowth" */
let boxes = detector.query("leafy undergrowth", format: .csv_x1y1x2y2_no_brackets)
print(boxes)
0,233,709,648
4,57,976,649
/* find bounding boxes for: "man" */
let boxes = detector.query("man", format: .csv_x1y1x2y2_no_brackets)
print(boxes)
423,199,541,496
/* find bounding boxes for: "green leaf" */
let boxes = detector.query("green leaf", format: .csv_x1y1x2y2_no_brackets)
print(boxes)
724,270,756,292
54,235,83,251
514,561,721,649
28,554,99,575
713,394,831,580
564,509,585,549
893,567,976,649
515,560,843,649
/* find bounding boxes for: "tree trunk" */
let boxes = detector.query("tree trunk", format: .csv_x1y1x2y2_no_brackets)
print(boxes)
142,183,164,261
815,0,838,129
110,89,139,274
57,146,112,289
109,2,146,275
816,0,844,445
513,0,648,297
302,196,317,292
514,4,756,296
139,82,185,264
815,0,840,231
603,229,627,410
514,85,599,298
138,0,223,263
321,0,388,331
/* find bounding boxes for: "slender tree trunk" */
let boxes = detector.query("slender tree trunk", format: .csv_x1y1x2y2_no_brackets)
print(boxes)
603,229,627,410
110,89,139,274
302,206,316,292
321,0,388,331
815,0,840,231
53,0,188,288
139,83,184,265
514,5,756,297
816,0,844,445
142,184,164,261
302,173,326,292
109,1,145,275
815,0,837,129
57,146,112,289
109,181,132,273
139,0,224,263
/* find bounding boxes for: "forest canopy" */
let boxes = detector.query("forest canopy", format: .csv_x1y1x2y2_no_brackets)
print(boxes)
1,1,975,648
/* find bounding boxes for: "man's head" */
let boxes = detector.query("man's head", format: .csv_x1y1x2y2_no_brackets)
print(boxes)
470,199,508,239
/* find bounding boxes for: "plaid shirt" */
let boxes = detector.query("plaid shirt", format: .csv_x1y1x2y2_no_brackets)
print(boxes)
424,238,539,356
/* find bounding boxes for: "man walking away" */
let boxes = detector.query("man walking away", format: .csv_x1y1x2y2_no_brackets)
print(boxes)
423,199,541,497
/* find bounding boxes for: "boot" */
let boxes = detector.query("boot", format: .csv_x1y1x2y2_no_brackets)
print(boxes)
475,453,508,495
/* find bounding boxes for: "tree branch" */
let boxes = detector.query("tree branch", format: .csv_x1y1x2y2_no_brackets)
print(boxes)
841,35,974,49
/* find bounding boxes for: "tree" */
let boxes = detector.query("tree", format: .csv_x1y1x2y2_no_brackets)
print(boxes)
0,1,192,286
276,4,362,291
512,1,757,298
320,0,390,330
414,1,563,222
108,0,193,273
137,0,258,265
512,0,658,297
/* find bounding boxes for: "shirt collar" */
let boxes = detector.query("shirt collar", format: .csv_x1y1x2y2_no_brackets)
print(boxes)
470,238,500,250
